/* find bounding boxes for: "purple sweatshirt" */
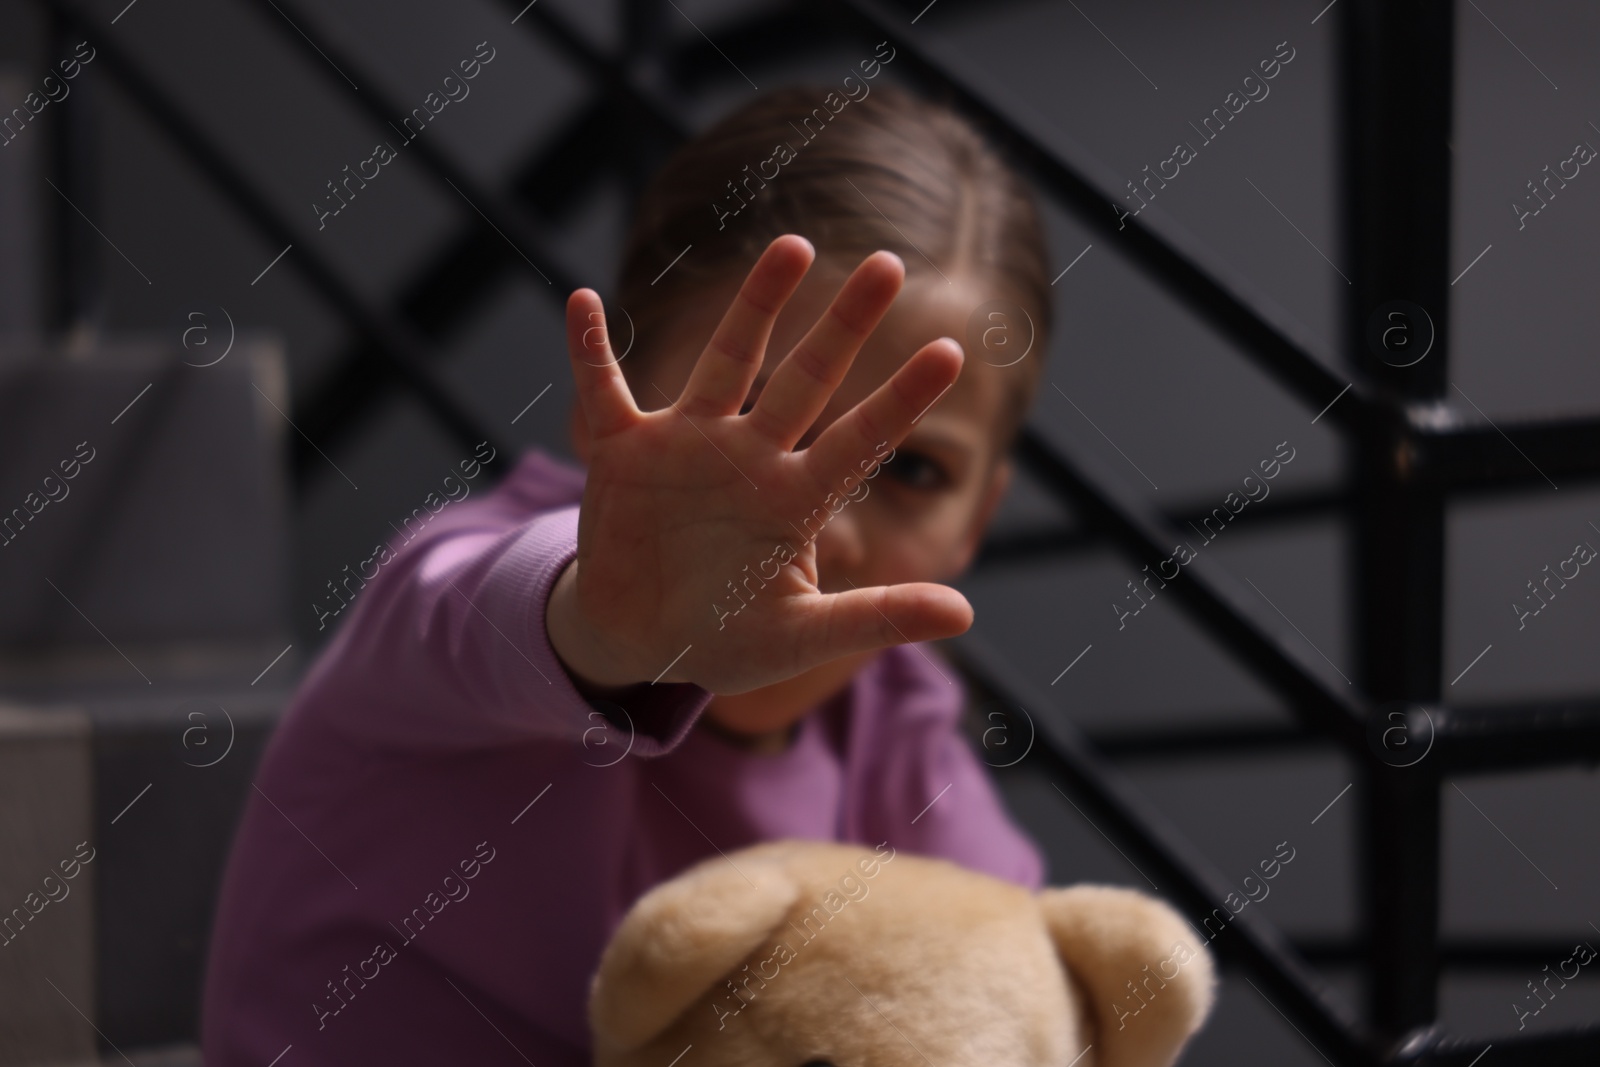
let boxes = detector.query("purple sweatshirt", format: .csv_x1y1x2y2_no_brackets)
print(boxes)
200,446,1044,1065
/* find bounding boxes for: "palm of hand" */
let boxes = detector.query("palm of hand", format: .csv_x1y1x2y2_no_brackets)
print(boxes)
563,235,971,695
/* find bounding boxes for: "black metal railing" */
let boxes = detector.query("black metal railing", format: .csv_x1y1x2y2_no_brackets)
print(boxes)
34,0,1600,1062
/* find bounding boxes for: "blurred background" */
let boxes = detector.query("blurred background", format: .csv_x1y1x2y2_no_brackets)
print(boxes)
0,0,1597,1064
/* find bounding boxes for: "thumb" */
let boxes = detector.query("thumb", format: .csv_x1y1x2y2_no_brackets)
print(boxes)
795,582,975,666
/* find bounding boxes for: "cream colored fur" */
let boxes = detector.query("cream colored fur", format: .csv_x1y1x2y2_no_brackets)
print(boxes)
589,840,1215,1067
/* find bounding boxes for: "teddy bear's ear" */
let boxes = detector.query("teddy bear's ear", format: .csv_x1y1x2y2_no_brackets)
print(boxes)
588,849,800,1053
1038,885,1216,1067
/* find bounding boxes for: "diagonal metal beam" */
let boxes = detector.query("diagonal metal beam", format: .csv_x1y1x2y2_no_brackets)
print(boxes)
240,0,579,292
1016,426,1369,750
825,0,1376,433
952,634,1377,1067
234,0,599,481
288,0,699,485
38,0,511,474
289,95,632,483
240,0,576,294
973,485,1349,570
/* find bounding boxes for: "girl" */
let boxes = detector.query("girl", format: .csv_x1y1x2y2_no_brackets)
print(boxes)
203,79,1055,1064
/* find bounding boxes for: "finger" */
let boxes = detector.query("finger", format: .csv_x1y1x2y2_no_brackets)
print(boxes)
800,336,963,487
745,250,905,451
678,234,814,418
566,289,640,439
793,581,974,667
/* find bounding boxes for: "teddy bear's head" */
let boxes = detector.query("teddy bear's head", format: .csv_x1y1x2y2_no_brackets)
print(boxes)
589,840,1215,1067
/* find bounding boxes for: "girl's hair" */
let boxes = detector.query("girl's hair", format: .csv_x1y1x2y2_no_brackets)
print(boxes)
612,81,1052,455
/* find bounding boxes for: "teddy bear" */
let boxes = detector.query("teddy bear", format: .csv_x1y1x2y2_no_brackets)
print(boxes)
589,839,1216,1067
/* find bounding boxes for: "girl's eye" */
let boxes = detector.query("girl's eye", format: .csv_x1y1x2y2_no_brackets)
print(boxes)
880,451,949,490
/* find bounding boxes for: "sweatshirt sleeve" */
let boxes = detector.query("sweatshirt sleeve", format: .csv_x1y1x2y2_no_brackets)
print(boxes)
301,501,713,757
893,715,1047,889
851,648,1046,890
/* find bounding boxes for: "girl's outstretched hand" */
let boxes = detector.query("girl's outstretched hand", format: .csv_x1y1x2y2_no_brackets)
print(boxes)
547,234,972,699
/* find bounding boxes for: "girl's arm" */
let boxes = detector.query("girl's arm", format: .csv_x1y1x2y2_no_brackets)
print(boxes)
300,499,713,756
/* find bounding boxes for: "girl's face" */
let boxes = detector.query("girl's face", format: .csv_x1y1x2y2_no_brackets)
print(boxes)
571,259,1025,743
